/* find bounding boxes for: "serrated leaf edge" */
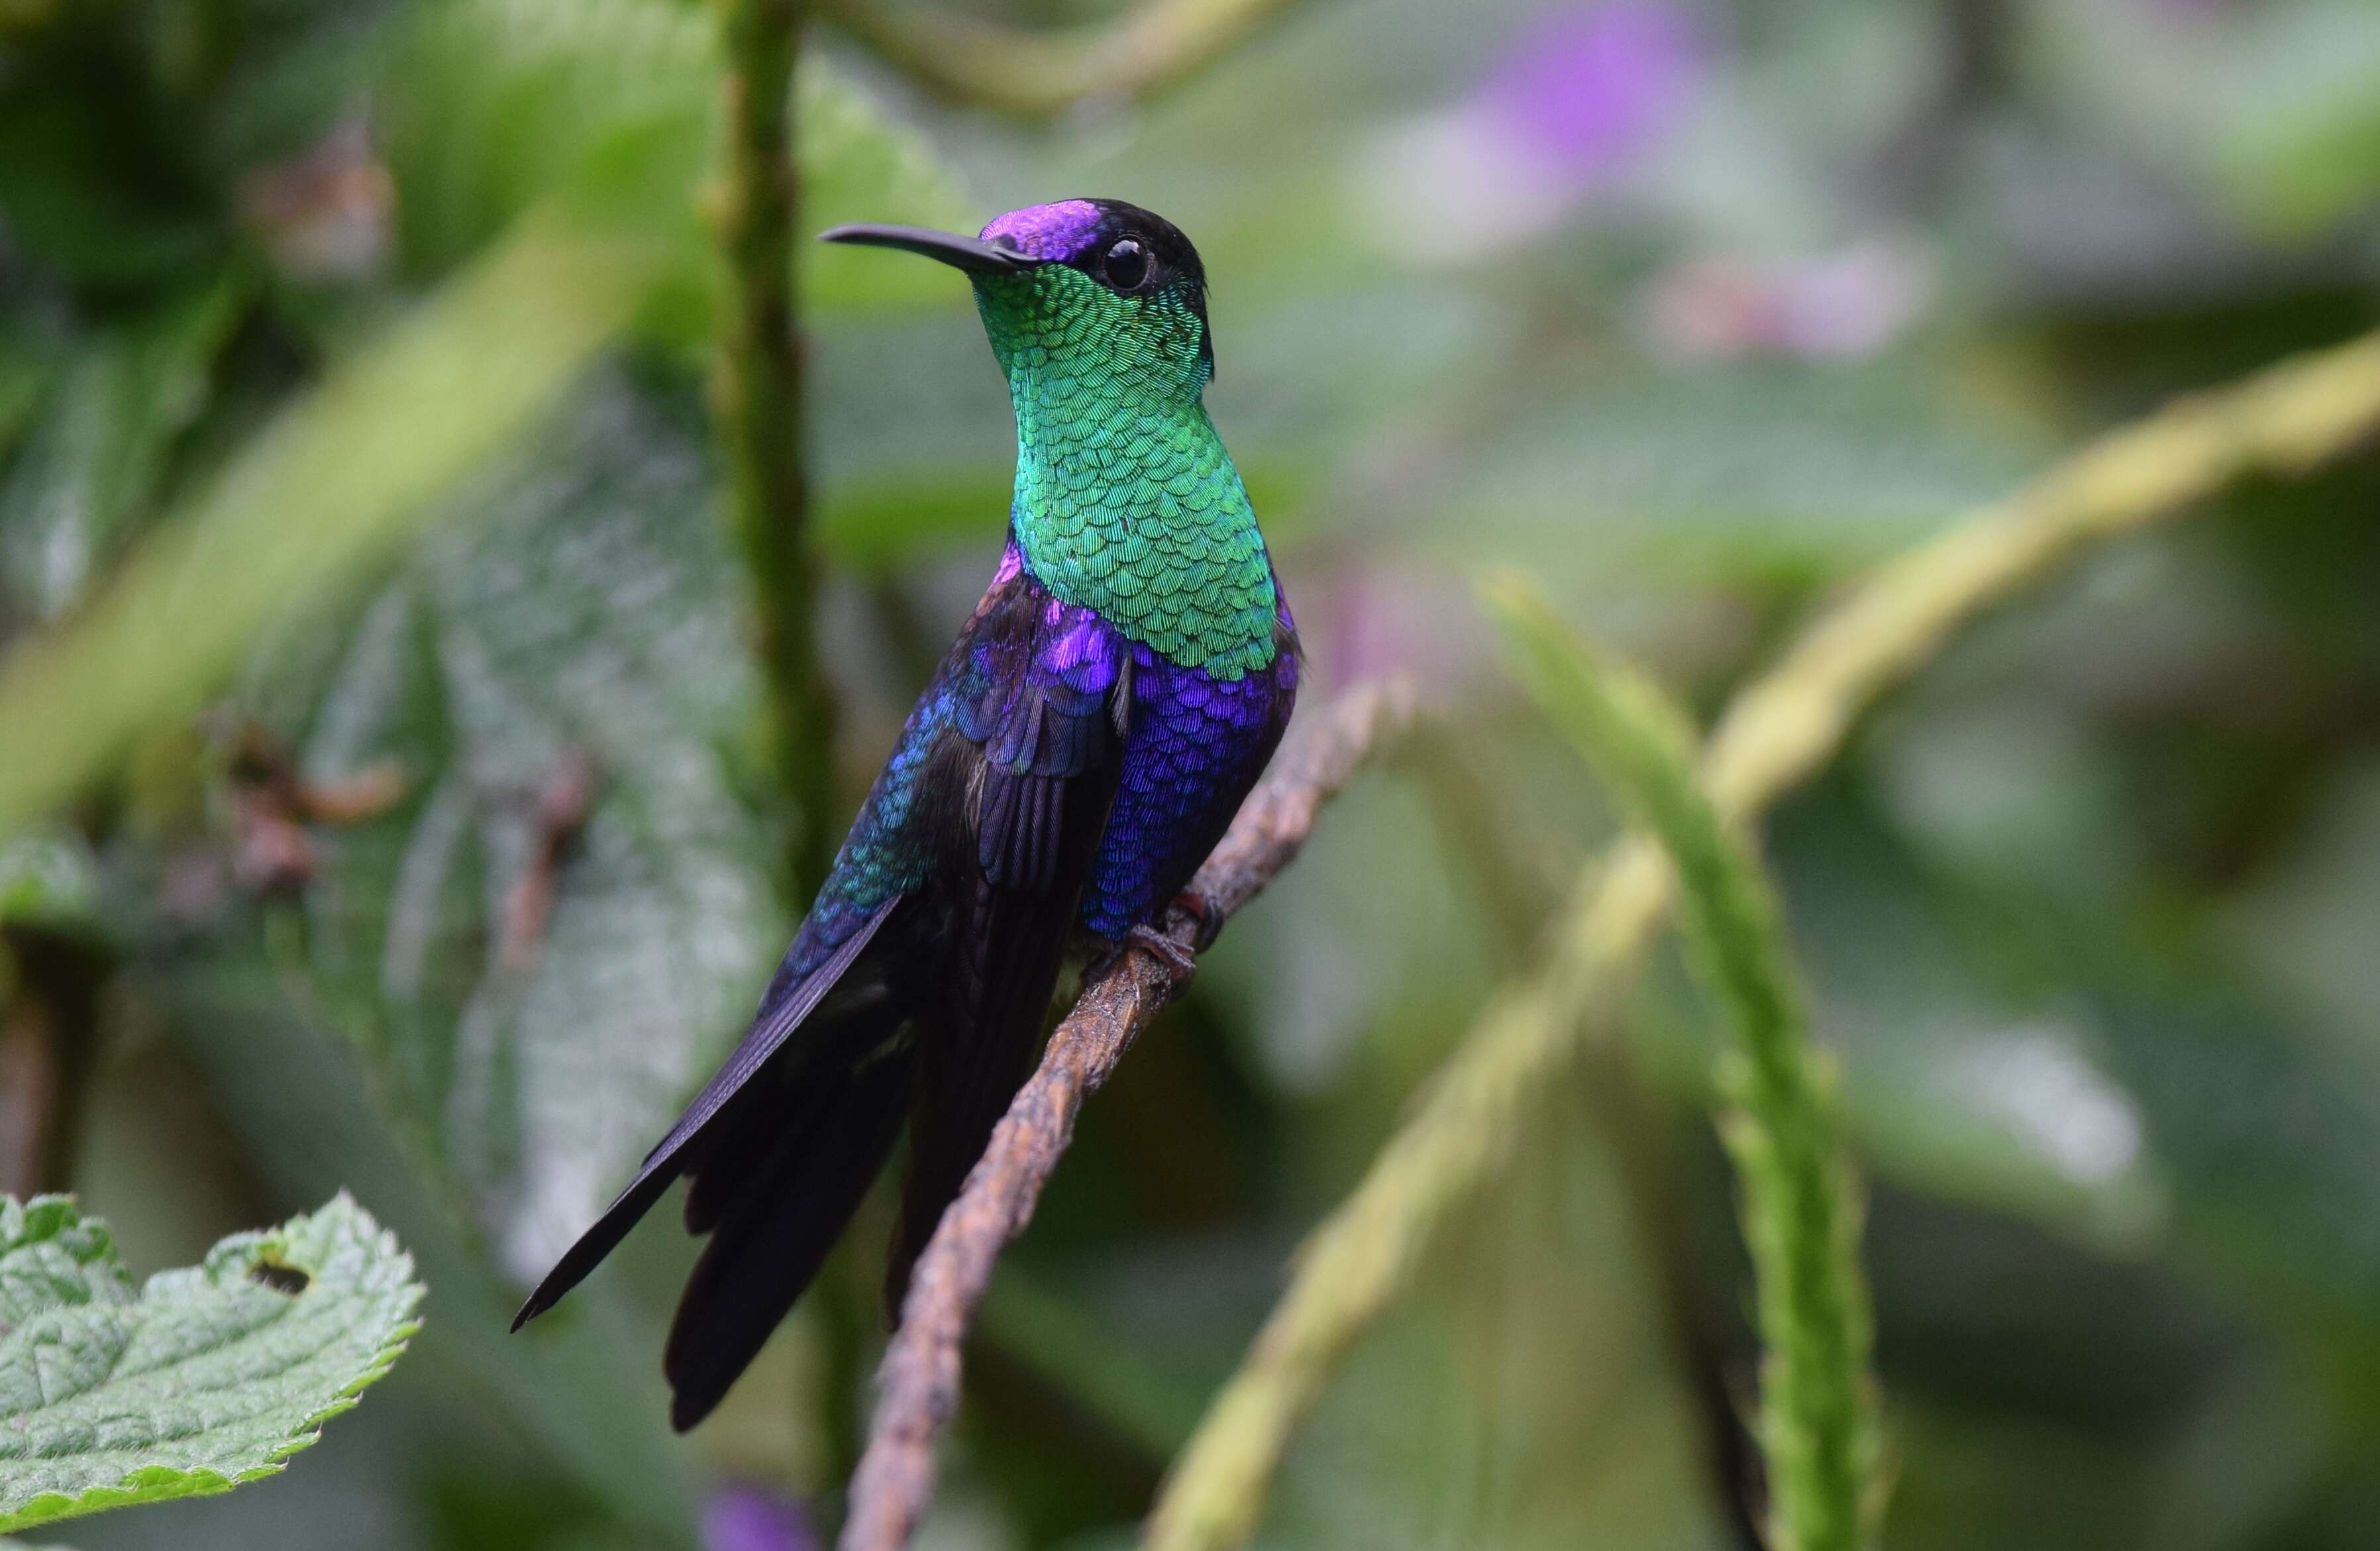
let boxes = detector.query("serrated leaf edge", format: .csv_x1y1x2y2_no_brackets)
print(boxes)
0,1193,425,1535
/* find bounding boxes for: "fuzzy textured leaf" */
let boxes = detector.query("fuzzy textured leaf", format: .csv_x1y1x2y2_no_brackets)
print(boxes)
231,368,787,1282
0,1194,422,1534
0,217,648,842
0,280,247,622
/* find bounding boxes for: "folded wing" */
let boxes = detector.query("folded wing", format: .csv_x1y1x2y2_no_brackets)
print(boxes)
513,550,1130,1432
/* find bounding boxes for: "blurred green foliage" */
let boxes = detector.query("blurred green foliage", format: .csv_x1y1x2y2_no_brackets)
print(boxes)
3,0,2379,1548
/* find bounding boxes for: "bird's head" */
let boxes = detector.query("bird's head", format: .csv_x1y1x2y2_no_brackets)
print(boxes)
823,199,1214,407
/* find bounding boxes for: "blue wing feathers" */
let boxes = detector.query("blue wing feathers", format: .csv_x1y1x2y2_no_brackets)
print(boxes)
515,547,1139,1417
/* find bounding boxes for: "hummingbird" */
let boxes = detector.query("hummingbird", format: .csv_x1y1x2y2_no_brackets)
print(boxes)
513,199,1299,1430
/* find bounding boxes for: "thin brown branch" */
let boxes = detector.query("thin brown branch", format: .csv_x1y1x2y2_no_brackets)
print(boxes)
817,0,1311,117
0,965,64,1201
835,678,1420,1551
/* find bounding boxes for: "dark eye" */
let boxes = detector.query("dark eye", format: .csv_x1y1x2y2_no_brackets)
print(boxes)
1102,237,1151,291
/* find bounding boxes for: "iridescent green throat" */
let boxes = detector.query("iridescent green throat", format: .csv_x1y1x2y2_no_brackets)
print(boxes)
974,266,1277,680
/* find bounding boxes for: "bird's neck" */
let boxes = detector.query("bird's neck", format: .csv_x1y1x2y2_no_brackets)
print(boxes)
1004,374,1278,680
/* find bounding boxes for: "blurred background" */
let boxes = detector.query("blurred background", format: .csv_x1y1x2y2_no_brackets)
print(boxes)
4,0,2380,1547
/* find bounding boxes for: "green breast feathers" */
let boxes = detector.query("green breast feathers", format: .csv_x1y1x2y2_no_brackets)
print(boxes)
980,268,1278,680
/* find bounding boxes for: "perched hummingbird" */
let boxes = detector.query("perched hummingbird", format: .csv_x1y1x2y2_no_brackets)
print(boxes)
513,200,1298,1430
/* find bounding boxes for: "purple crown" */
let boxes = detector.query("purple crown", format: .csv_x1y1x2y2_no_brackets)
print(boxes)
979,200,1106,262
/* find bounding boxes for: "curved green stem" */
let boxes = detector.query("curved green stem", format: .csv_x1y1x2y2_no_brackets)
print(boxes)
1488,580,1878,1551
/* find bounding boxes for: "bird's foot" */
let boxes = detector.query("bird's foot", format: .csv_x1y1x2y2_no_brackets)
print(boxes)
1126,922,1200,992
1169,887,1223,952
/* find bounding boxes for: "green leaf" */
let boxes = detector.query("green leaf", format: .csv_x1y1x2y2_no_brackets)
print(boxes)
979,1268,1209,1459
0,833,101,938
0,279,249,621
1684,781,2175,1254
381,0,968,325
2208,1,2380,235
0,213,650,841
229,367,787,1278
1424,363,2045,584
0,1193,423,1535
0,330,53,470
379,0,717,274
153,967,694,1531
0,66,221,290
797,64,973,313
1761,785,2380,1395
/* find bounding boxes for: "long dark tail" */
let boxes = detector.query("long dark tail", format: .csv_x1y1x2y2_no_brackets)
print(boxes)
886,874,1081,1314
660,1018,911,1430
511,897,913,1432
666,853,1080,1423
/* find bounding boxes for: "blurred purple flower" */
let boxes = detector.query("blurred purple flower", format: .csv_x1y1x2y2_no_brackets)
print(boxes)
1352,2,1712,262
1480,3,1708,185
703,1486,817,1551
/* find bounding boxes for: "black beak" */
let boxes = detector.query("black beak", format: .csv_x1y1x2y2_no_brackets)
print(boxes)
817,223,1033,275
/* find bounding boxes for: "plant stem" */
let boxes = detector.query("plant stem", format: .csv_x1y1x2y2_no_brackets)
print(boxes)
1488,582,1877,1551
0,931,108,1199
711,0,835,904
0,960,66,1199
